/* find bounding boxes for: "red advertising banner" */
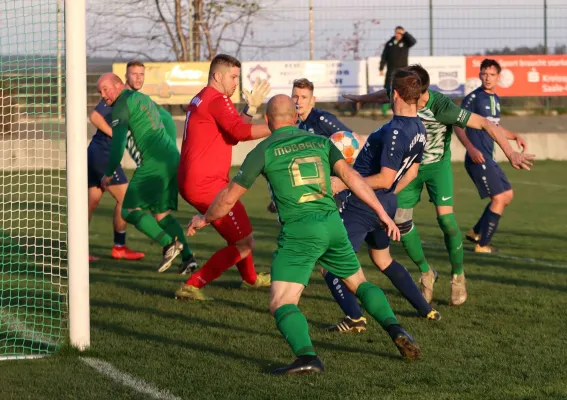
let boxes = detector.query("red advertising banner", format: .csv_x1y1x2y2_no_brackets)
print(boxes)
465,55,567,96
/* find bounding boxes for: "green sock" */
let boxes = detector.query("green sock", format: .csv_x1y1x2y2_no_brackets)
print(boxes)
158,214,193,260
400,224,430,273
355,282,398,329
381,103,389,116
437,214,464,275
122,209,172,247
274,304,316,357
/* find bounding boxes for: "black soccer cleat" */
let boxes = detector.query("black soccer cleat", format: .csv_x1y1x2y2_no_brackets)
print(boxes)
271,356,324,375
386,324,422,361
178,255,199,275
325,316,367,333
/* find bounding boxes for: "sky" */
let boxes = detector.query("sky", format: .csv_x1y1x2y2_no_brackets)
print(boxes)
1,0,566,62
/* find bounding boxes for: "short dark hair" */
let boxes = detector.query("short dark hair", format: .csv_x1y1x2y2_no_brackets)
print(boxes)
395,26,404,31
391,70,422,105
480,58,502,74
126,60,145,70
406,64,430,94
209,54,241,78
292,78,314,92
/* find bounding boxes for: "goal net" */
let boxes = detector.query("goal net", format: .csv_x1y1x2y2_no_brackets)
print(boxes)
0,0,68,360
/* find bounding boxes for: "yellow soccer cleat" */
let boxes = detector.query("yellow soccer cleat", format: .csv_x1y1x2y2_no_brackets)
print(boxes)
465,229,481,243
241,272,271,289
174,283,212,301
426,309,441,321
474,243,498,253
450,273,467,306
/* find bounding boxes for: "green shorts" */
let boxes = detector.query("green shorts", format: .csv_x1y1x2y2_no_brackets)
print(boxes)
122,162,179,214
271,211,360,286
397,159,454,209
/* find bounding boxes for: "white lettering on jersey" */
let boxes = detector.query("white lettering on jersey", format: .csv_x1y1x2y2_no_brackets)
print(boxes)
409,133,426,151
189,96,202,108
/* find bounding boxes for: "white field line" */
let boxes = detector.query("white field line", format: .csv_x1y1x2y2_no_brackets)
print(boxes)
80,357,182,400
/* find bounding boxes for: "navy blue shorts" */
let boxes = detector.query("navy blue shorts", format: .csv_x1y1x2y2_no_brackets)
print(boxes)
465,160,511,199
339,191,397,252
87,143,128,188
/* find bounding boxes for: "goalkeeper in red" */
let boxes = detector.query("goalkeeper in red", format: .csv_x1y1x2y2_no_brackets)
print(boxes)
98,73,191,273
175,54,272,300
187,94,421,375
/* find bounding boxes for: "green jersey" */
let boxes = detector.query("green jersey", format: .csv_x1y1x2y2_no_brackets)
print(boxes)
157,105,177,143
106,89,178,176
418,90,471,168
233,126,344,225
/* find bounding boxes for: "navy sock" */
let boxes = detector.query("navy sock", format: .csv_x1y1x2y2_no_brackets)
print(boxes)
473,203,492,233
479,208,501,246
381,260,432,317
324,272,363,319
114,230,126,246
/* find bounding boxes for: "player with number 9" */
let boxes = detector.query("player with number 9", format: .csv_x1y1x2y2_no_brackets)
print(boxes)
186,94,421,375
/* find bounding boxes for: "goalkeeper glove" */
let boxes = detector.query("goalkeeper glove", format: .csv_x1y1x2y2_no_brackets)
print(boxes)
242,79,271,117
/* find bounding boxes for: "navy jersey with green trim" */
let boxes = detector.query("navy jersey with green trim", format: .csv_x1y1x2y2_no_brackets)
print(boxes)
462,87,501,160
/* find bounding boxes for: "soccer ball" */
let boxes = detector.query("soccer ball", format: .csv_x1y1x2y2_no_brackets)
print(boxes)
329,131,361,165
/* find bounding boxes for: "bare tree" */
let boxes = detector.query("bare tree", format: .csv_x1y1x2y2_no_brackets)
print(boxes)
322,19,380,60
86,0,300,61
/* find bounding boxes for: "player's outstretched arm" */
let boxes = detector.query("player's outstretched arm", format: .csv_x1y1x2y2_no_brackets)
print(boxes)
210,96,271,142
454,126,485,164
342,90,389,106
466,113,535,170
394,162,420,194
333,160,400,241
89,110,112,137
187,182,248,236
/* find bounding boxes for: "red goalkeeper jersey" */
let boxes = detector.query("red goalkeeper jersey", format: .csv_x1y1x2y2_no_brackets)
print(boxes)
179,86,252,201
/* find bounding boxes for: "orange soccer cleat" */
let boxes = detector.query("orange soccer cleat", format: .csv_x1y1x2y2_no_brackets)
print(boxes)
111,245,145,260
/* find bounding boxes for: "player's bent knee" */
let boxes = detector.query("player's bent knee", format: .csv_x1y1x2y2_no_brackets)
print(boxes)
121,208,143,224
437,213,460,236
236,233,255,251
368,248,393,271
342,269,366,294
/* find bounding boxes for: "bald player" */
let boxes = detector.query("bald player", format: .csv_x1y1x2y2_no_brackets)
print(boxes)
87,61,147,261
186,94,421,375
98,73,189,273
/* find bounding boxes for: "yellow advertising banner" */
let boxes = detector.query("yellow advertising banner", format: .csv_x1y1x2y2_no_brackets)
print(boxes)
112,62,241,104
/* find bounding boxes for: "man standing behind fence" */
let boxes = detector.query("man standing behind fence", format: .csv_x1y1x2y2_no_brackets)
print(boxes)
379,26,416,116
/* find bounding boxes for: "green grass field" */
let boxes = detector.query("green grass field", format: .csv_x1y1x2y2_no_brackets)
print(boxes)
2,161,567,400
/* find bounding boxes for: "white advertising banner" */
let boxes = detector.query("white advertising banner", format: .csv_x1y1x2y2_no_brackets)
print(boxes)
367,56,466,97
241,60,367,102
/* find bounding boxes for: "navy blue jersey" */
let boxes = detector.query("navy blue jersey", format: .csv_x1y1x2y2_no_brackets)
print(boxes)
462,87,501,160
297,108,352,138
353,115,426,195
91,99,113,149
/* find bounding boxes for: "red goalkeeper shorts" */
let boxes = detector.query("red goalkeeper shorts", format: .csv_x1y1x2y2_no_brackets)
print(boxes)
181,185,253,245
